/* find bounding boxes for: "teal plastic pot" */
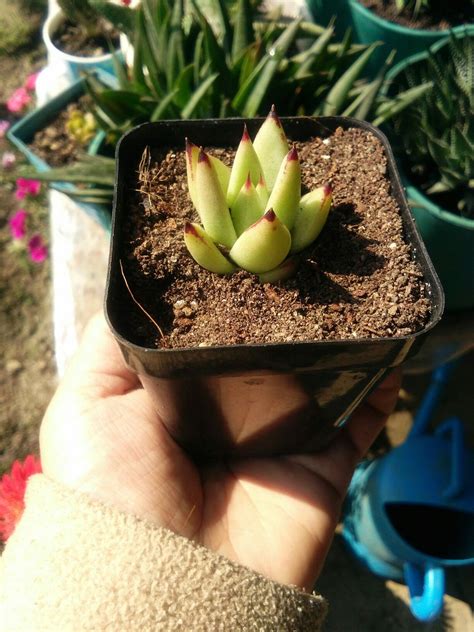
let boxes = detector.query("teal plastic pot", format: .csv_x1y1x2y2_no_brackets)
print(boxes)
405,182,474,312
307,1,470,73
382,32,474,312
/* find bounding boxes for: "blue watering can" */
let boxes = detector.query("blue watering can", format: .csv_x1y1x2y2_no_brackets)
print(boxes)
342,363,474,622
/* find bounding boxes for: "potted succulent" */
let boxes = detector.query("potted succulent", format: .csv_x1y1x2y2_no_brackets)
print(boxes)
383,29,474,311
43,0,134,79
7,72,117,229
307,1,473,72
105,111,443,460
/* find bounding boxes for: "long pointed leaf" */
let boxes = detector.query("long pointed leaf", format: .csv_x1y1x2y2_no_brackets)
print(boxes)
233,19,301,116
181,72,219,118
322,42,379,115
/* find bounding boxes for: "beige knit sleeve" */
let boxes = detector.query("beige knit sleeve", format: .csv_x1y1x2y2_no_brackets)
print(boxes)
0,475,327,631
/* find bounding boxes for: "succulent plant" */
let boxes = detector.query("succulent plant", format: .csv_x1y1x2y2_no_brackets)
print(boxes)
66,109,97,145
183,107,332,281
386,31,474,216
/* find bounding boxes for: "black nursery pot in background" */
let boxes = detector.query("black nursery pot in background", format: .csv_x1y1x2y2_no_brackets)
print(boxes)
105,117,444,460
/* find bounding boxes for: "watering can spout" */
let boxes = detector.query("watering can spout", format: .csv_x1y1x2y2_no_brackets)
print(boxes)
404,562,444,622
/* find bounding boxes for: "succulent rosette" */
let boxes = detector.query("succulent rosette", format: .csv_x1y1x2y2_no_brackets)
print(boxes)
184,107,332,282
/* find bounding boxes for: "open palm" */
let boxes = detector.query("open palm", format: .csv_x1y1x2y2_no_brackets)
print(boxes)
41,314,400,590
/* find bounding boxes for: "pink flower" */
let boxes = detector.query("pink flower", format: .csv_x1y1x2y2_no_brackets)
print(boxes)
15,177,41,199
28,234,48,263
2,151,16,169
121,0,131,4
6,87,31,113
0,120,10,138
0,455,42,542
9,209,28,239
24,72,39,92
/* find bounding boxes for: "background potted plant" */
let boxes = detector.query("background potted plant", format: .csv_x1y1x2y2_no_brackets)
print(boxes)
307,0,473,72
26,0,430,228
105,113,443,460
42,0,134,79
383,28,474,311
7,71,117,229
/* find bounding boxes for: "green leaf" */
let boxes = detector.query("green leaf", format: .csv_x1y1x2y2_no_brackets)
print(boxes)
229,209,291,274
350,49,396,121
322,42,379,115
234,18,302,116
294,26,334,80
291,185,332,253
231,0,255,62
253,106,289,190
181,72,219,118
150,90,179,120
265,147,301,230
372,82,433,126
184,223,236,275
226,125,263,206
208,0,232,55
194,149,236,248
173,63,194,109
230,174,264,236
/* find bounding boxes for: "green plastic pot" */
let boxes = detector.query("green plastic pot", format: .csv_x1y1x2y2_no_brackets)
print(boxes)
382,32,474,312
307,1,469,74
404,182,474,312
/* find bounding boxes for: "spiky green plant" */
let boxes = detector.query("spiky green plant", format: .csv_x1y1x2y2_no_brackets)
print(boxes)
183,108,332,281
386,31,474,217
86,0,426,140
29,0,431,212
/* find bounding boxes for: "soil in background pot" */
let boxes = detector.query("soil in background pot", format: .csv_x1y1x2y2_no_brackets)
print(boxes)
30,95,95,167
361,0,474,30
121,126,431,349
52,18,119,57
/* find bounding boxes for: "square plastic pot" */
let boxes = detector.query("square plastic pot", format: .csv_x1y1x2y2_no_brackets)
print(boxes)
105,116,444,460
7,72,116,231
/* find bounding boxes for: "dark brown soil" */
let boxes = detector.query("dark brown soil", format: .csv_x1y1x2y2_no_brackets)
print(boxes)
123,126,431,349
30,95,95,167
52,18,119,58
361,0,473,30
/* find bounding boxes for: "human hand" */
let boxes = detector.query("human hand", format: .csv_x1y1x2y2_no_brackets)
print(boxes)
41,313,401,591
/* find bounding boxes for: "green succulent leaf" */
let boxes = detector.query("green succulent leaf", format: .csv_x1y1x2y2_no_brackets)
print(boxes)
291,185,333,253
209,155,231,200
229,209,291,274
258,257,298,283
231,174,265,236
184,223,236,274
226,124,263,206
253,105,289,190
195,149,237,248
264,146,301,230
256,172,269,208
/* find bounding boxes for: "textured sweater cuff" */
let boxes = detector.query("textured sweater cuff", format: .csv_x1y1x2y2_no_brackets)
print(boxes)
0,475,327,631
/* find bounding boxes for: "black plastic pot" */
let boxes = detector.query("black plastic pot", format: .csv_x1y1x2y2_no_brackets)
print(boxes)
105,116,444,460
